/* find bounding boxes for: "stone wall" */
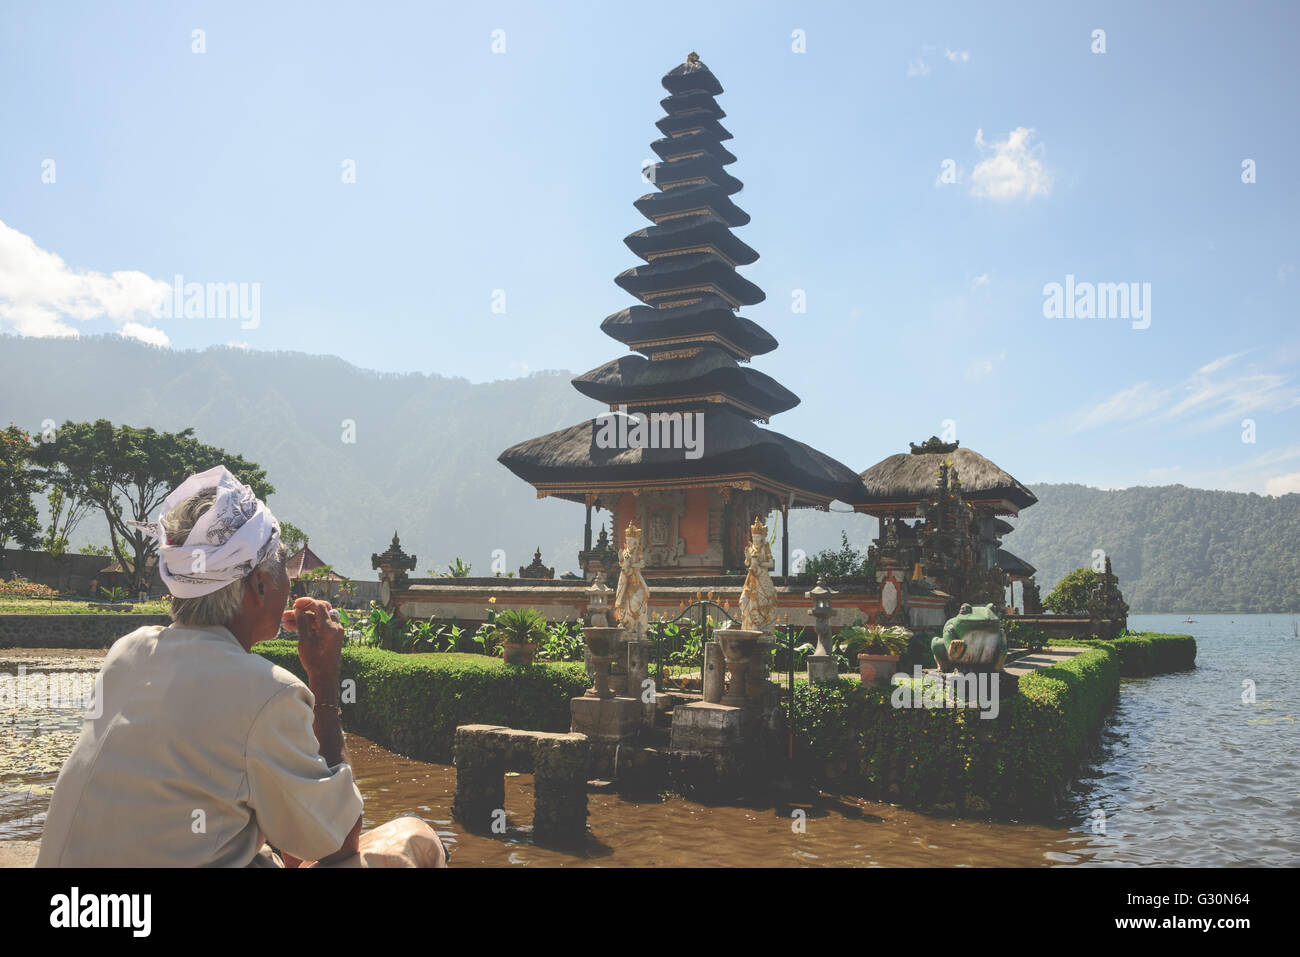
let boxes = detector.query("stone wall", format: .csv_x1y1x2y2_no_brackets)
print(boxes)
0,614,171,649
395,578,886,630
1,548,164,595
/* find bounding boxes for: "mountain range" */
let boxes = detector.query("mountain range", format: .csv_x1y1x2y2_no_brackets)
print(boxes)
2,336,1295,612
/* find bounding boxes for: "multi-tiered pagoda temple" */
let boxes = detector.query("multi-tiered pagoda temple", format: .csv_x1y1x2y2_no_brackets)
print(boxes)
499,53,864,578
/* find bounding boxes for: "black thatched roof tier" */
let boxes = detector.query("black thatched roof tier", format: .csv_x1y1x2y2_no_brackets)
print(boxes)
634,183,750,227
656,113,732,140
651,131,737,165
615,253,764,308
623,212,756,264
662,54,723,95
572,348,798,419
996,548,1036,578
645,155,743,194
994,517,1015,535
659,90,725,118
498,55,857,518
857,444,1038,512
498,407,865,507
600,295,777,359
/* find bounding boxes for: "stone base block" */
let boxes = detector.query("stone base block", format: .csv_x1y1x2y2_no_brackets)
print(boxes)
570,695,642,743
806,654,839,685
669,701,749,753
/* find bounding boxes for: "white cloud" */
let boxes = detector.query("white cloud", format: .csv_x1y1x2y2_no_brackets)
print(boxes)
970,127,1052,201
0,219,170,337
1197,350,1252,375
972,272,991,288
1278,264,1295,282
1263,475,1300,496
1264,471,1300,496
906,58,930,77
945,49,970,63
1072,352,1300,434
1072,381,1163,432
118,322,169,347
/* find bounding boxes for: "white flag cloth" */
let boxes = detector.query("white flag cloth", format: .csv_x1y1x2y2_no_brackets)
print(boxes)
131,465,281,598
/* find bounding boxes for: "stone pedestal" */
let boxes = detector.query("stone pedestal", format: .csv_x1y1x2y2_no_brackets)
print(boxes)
702,640,724,703
570,695,641,742
716,628,772,708
807,654,838,685
571,695,642,778
626,639,652,720
581,626,623,700
669,701,747,753
668,701,762,796
607,632,632,696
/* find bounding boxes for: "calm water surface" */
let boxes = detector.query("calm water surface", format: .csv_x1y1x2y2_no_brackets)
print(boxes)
2,614,1296,866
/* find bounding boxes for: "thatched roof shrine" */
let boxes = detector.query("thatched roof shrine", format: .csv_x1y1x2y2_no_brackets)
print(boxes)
856,437,1038,515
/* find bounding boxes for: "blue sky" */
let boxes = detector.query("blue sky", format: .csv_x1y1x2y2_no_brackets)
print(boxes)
2,0,1297,496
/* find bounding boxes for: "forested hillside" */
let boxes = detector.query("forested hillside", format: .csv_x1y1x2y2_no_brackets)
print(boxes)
1009,483,1300,613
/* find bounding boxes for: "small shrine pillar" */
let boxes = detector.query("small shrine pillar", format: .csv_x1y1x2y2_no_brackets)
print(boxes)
805,576,839,685
370,532,416,612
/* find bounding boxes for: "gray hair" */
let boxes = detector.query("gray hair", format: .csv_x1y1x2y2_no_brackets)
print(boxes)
161,489,287,627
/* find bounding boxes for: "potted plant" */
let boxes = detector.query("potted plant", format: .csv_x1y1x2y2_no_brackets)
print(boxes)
90,585,133,612
494,607,547,666
838,624,912,687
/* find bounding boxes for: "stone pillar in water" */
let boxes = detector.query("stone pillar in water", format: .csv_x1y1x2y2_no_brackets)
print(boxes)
703,640,724,703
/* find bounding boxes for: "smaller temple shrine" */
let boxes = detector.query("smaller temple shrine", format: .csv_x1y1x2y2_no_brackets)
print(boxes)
856,437,1040,626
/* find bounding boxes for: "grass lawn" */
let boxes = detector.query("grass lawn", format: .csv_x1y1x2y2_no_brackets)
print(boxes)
0,598,171,615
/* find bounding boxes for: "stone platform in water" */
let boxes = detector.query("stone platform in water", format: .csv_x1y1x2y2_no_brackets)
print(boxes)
452,725,590,845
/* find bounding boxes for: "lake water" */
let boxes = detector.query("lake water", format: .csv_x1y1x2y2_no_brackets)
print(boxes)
2,614,1297,866
1056,613,1300,867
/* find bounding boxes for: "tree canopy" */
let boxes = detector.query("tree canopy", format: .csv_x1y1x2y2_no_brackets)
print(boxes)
1043,567,1100,615
0,425,42,563
29,420,274,591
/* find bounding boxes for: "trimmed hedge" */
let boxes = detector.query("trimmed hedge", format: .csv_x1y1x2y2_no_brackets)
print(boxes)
1050,632,1197,677
252,640,589,762
792,644,1120,815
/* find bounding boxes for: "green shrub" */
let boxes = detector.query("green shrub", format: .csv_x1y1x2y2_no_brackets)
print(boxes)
252,640,588,762
1002,617,1048,651
791,644,1120,815
1050,632,1196,677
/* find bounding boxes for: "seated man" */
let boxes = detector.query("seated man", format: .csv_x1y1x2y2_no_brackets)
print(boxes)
36,465,445,868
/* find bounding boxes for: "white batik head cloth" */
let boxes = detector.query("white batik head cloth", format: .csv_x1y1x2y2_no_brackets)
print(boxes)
131,465,281,599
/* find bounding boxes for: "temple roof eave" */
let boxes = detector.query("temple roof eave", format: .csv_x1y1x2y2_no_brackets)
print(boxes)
614,255,765,307
497,410,868,507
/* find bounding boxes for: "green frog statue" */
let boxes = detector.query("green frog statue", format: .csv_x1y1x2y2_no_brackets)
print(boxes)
932,603,1008,675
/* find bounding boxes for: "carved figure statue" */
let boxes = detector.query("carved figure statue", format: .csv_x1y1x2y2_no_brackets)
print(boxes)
613,522,650,638
739,517,777,634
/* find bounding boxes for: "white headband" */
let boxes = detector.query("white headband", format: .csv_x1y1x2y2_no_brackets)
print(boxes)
131,465,281,598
